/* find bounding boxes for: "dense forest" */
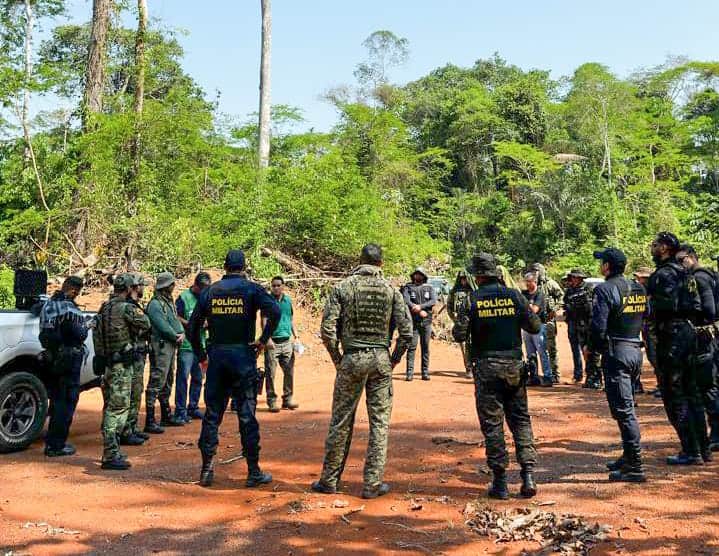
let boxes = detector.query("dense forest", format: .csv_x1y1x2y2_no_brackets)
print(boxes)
2,1,719,287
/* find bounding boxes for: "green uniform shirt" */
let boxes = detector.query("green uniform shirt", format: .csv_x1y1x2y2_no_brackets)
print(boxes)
272,294,294,340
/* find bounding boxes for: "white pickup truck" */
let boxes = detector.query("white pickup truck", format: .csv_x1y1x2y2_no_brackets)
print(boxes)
0,308,99,453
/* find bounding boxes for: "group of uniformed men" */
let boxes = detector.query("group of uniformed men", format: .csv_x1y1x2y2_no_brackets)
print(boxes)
38,232,719,499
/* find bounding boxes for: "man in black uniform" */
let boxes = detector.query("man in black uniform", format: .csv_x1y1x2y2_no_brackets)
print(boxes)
402,268,437,381
466,253,542,500
587,248,647,482
564,269,592,383
189,250,281,487
648,232,703,465
39,276,88,457
676,244,718,457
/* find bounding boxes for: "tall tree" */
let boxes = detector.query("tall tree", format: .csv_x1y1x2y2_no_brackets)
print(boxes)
82,0,111,130
131,0,147,183
257,0,271,168
354,30,409,101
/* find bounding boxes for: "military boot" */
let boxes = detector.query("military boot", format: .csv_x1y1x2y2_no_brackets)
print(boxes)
119,432,145,446
144,403,165,434
606,454,626,472
609,451,646,482
310,480,337,494
488,468,509,500
708,415,719,452
246,459,272,487
160,400,184,427
362,483,391,499
519,466,537,498
101,454,131,470
199,453,214,487
666,452,703,466
135,430,150,441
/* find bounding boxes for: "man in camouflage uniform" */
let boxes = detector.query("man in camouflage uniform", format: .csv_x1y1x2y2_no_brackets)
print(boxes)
468,254,541,500
447,270,475,378
120,273,151,445
144,272,185,433
94,274,151,470
312,244,413,499
530,263,563,383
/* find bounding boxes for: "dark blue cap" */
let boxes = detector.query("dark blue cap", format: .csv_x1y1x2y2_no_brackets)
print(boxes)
224,249,246,270
593,247,627,267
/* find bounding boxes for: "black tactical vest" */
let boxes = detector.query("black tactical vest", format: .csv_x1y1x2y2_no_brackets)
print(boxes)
649,261,701,319
693,267,719,320
405,283,434,320
607,276,646,340
469,283,523,355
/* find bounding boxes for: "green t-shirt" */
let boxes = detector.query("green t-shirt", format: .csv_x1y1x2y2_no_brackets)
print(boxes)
273,294,294,340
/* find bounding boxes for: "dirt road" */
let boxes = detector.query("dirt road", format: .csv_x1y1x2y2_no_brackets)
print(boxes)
2,315,718,555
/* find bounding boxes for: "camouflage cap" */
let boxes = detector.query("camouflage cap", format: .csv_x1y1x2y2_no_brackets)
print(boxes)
467,253,498,277
155,272,176,289
566,268,588,279
633,266,652,278
112,273,132,291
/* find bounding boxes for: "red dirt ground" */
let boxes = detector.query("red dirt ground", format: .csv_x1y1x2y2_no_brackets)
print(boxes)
1,295,718,555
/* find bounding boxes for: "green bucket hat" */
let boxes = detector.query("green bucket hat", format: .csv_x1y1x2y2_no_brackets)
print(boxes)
155,272,176,290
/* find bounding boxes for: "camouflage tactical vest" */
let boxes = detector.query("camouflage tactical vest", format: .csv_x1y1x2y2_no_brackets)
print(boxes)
100,297,133,354
346,275,394,345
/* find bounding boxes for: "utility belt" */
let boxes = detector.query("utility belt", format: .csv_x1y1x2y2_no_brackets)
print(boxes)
109,345,135,365
344,345,388,355
477,348,523,360
606,337,641,357
657,318,694,333
133,345,149,360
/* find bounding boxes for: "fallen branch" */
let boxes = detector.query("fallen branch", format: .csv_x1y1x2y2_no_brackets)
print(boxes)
219,455,245,465
381,521,431,536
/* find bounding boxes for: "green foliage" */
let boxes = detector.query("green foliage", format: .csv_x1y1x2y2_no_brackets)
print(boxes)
2,9,719,283
0,265,13,309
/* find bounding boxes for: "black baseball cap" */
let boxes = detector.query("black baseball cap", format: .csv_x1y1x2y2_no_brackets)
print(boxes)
224,249,246,271
593,247,627,267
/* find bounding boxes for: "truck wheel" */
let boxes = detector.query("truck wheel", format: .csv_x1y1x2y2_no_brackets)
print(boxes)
0,372,48,453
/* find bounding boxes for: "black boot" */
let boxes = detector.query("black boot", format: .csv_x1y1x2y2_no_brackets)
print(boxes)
606,455,626,472
160,401,184,427
144,403,165,434
119,432,145,446
609,451,646,482
246,459,272,487
488,468,509,500
708,415,719,452
199,453,214,487
362,483,391,499
519,466,537,498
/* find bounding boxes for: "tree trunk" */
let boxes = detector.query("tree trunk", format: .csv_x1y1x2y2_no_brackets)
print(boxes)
130,0,147,190
257,0,271,168
82,0,111,131
22,0,34,160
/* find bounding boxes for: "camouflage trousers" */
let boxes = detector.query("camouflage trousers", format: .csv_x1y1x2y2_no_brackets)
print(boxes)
545,320,559,379
320,348,393,489
146,340,176,408
123,354,146,436
474,357,537,471
102,362,133,460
